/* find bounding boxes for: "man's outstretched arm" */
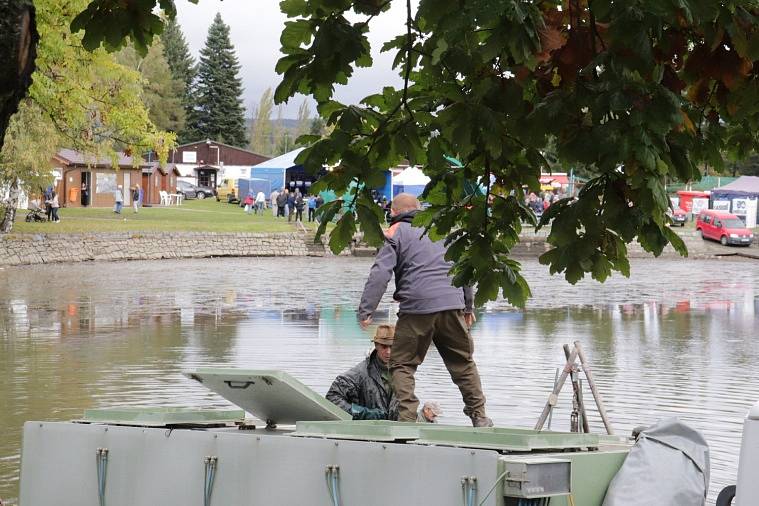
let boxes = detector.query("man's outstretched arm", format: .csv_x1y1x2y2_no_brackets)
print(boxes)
358,241,397,326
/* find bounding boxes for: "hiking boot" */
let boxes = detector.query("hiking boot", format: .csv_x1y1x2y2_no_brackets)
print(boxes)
471,416,494,428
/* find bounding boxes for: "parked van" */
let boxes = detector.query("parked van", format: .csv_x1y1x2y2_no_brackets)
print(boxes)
695,210,754,246
216,179,239,204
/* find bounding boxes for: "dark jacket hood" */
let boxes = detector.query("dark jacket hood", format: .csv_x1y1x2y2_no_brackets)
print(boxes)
389,209,418,225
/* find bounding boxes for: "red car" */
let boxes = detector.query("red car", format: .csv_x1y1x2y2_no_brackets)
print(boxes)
668,208,687,227
695,210,754,246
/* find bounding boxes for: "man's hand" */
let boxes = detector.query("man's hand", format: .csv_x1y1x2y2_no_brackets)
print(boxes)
464,312,476,329
360,317,373,329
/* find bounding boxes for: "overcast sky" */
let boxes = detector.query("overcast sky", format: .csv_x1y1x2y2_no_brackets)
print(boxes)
175,0,408,118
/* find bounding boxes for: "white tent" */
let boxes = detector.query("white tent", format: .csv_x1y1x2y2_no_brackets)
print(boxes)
392,167,430,197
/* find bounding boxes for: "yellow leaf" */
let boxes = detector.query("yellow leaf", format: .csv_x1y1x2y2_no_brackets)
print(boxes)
551,68,562,87
680,110,695,134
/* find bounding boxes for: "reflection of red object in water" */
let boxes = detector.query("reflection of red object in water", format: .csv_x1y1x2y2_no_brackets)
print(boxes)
674,301,690,313
67,304,77,316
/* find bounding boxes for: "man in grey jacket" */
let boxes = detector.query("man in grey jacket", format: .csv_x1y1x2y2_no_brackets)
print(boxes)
326,325,399,420
358,193,492,427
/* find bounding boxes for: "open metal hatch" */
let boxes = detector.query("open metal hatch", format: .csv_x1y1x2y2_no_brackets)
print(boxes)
184,368,351,426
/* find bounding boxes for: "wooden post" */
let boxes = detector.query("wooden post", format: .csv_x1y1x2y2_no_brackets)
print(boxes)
563,344,590,433
547,367,559,430
535,346,579,431
574,341,614,435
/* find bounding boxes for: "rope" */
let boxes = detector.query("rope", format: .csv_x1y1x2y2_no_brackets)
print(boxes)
325,466,341,506
462,477,477,506
96,448,108,506
203,456,218,506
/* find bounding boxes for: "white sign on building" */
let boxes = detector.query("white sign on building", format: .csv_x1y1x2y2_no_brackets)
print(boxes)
713,200,731,211
732,198,748,216
746,199,758,228
182,151,197,164
691,198,709,216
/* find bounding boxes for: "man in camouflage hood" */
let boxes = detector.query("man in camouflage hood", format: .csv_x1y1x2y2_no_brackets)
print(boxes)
326,325,399,420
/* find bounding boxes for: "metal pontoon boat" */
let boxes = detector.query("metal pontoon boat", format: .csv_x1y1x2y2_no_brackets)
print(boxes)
19,369,633,506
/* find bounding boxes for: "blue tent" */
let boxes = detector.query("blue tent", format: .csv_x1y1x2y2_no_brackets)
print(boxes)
250,148,306,193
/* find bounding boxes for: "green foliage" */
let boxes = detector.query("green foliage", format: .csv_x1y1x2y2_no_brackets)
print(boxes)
0,100,58,193
117,41,186,134
161,17,197,143
249,88,276,155
71,0,198,55
295,99,312,139
187,13,247,147
276,0,759,307
1,0,176,233
731,153,759,176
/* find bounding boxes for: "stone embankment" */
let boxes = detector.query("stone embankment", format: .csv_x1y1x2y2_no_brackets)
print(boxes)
0,232,325,267
512,229,757,258
0,229,754,267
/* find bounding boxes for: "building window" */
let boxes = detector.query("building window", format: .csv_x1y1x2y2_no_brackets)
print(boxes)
96,173,116,193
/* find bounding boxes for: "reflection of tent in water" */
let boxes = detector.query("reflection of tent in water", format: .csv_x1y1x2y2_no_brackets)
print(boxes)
317,306,393,342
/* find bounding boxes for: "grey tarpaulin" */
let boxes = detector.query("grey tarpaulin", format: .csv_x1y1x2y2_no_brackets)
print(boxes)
602,418,710,506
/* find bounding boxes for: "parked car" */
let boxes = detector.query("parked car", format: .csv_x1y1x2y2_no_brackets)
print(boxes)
176,180,215,200
695,210,754,246
667,208,687,227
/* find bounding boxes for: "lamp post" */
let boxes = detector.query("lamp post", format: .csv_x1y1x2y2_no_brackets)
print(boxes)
206,139,220,188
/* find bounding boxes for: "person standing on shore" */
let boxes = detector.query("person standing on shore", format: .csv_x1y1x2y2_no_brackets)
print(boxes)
307,194,317,222
43,185,53,221
81,181,89,207
47,191,60,223
357,193,492,427
243,192,254,214
255,190,266,214
270,189,279,217
276,189,287,218
294,191,305,222
132,185,142,213
287,190,296,222
113,185,124,214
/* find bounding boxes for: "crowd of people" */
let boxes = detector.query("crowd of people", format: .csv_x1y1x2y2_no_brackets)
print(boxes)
239,188,326,223
526,189,567,218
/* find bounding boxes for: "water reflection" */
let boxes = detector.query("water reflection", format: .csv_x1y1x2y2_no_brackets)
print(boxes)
0,257,757,505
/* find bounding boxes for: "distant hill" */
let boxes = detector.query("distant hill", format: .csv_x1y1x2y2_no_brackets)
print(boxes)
245,118,299,131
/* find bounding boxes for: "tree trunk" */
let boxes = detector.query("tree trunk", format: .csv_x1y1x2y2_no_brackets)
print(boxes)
1,178,20,233
0,0,38,151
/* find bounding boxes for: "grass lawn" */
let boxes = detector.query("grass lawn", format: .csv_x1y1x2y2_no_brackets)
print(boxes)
10,198,324,234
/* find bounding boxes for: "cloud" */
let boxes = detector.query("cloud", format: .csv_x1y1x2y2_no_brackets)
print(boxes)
176,0,407,118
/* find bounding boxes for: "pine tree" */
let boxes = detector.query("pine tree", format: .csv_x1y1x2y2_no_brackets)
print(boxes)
161,18,196,143
117,41,185,134
188,13,246,147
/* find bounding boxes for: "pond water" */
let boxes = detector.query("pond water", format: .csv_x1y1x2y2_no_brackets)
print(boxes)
1,256,758,504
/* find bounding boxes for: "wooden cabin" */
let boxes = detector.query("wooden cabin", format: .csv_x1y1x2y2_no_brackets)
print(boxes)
141,163,181,205
53,149,147,208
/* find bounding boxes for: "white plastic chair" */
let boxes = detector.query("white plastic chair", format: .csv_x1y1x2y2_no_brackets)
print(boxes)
159,191,170,206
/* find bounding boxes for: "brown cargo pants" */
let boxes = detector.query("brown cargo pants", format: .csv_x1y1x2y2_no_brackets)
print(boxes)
389,309,487,422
